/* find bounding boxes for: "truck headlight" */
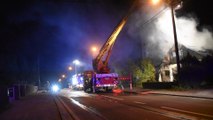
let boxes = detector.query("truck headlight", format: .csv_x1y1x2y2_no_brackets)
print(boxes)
52,85,59,92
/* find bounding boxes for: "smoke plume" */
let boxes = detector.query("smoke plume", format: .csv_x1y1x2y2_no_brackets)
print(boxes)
127,5,213,63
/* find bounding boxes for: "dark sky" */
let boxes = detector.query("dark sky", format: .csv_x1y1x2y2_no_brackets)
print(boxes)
177,0,213,30
1,0,212,83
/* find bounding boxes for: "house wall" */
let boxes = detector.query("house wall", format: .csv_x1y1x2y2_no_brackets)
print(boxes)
158,64,177,82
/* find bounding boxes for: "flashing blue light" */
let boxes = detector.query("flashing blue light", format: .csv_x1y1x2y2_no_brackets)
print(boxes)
52,85,59,92
72,75,78,85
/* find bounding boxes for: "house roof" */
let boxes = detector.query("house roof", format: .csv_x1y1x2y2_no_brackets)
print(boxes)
163,44,210,65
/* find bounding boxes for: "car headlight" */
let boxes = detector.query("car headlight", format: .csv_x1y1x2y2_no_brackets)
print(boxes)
52,85,59,92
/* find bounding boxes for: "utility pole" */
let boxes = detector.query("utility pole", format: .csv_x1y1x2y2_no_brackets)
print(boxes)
169,0,181,80
171,5,180,76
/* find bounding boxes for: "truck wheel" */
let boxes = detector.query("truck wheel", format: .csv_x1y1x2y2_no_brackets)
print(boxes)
106,87,112,92
89,86,94,93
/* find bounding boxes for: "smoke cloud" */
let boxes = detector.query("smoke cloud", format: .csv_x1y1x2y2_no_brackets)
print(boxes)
157,9,213,51
127,5,213,63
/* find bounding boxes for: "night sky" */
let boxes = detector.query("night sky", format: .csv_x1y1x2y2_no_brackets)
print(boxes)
1,0,212,84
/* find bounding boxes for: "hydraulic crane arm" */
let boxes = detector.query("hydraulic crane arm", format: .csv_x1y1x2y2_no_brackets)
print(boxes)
93,1,137,73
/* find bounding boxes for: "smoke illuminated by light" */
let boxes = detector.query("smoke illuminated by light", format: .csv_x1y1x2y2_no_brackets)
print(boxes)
128,5,213,62
156,9,213,51
151,0,160,5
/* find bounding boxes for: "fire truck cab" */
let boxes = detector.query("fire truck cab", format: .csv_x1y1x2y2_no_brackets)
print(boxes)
83,70,118,92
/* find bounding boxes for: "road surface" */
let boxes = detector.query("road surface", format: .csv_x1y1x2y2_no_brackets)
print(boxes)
58,89,213,120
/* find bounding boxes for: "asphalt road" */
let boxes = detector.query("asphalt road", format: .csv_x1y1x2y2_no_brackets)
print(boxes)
59,89,213,120
0,93,61,120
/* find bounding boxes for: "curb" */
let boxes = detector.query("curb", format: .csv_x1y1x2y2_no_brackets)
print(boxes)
150,92,213,100
124,90,213,100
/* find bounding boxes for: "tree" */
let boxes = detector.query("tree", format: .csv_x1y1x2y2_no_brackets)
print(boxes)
113,58,156,87
140,59,156,83
130,58,156,87
131,63,143,87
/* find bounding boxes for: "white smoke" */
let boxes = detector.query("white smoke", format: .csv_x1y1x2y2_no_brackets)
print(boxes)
128,5,213,61
157,9,213,51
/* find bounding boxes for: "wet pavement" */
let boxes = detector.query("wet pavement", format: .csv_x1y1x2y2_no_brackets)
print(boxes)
0,92,61,120
0,88,212,120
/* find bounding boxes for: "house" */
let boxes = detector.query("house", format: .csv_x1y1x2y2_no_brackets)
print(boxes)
158,44,207,82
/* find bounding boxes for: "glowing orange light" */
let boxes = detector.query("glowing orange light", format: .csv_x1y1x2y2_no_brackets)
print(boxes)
151,0,160,5
91,46,97,52
112,88,123,94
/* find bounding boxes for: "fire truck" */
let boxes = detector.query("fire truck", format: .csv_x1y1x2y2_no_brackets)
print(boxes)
83,70,118,92
83,1,136,93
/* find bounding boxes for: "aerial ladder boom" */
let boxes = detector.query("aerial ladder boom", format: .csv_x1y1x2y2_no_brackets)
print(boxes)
93,1,136,73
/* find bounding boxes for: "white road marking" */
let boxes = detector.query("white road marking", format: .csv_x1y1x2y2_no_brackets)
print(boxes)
136,105,197,120
161,106,213,119
134,101,146,105
70,98,107,120
190,97,213,101
57,96,81,120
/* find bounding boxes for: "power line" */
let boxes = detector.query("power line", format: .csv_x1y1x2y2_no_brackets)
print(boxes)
139,6,169,31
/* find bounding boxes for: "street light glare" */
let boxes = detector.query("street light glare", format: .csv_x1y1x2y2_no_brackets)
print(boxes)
151,0,160,5
73,59,80,65
62,74,66,78
91,46,97,52
68,66,73,70
52,85,59,92
73,59,80,75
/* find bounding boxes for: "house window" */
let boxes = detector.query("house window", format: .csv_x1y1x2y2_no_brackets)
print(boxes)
165,70,170,76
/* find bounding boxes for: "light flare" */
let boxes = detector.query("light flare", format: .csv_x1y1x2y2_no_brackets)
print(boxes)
151,0,160,5
91,46,97,52
72,75,78,85
52,85,59,92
